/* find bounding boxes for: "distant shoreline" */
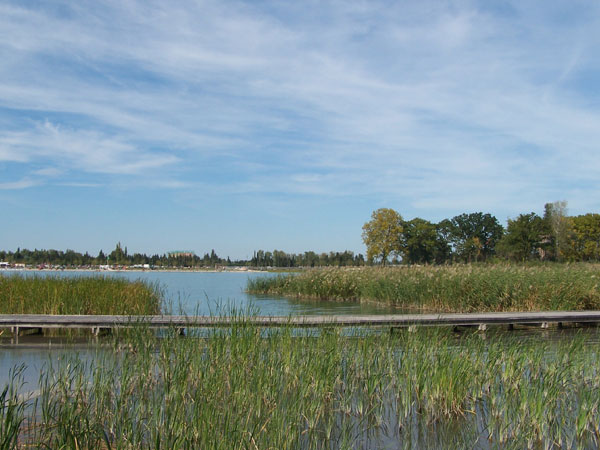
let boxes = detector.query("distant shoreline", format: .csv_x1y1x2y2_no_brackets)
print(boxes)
0,267,282,274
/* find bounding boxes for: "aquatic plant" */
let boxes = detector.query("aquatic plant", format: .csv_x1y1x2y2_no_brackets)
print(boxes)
0,274,162,316
0,365,26,450
247,264,600,312
4,320,600,448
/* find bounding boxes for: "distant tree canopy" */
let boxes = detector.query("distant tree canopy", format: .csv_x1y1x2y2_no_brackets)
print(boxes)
249,250,364,268
496,213,547,261
567,214,600,261
444,213,504,262
362,209,505,265
362,201,600,264
543,201,570,261
362,208,403,265
0,243,365,269
4,201,600,269
401,218,450,265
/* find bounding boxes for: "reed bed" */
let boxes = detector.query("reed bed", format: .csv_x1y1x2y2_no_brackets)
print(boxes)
247,264,600,312
0,274,161,315
2,322,600,448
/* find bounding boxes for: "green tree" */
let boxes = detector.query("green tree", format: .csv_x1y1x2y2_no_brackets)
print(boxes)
497,213,545,261
109,242,128,265
543,201,571,261
96,250,106,265
362,208,403,265
303,251,318,267
446,213,504,262
401,218,441,264
567,214,600,261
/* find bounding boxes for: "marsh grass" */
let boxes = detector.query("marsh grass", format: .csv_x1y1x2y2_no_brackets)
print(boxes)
3,320,600,448
0,274,162,315
0,365,26,449
247,264,600,312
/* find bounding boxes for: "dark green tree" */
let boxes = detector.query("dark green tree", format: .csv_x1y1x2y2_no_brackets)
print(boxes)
401,218,440,264
497,213,546,261
446,213,504,262
109,242,128,265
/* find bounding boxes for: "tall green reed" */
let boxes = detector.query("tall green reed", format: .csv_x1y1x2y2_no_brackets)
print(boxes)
4,320,600,448
0,274,162,315
247,264,600,312
0,365,26,450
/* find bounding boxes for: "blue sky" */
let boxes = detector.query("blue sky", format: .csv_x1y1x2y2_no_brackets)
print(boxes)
1,0,599,259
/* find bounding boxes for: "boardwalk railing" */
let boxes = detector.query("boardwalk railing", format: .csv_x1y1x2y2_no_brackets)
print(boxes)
2,311,600,337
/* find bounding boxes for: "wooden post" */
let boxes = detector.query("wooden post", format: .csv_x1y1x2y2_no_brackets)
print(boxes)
10,326,19,345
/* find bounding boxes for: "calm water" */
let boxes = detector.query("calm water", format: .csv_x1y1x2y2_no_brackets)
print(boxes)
4,270,599,391
0,270,398,387
3,270,600,447
0,269,399,316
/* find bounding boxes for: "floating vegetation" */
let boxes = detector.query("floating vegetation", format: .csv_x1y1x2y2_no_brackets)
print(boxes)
3,322,600,448
0,274,162,315
247,264,600,312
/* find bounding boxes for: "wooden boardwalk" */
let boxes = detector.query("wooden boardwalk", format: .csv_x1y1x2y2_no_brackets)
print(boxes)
2,311,600,337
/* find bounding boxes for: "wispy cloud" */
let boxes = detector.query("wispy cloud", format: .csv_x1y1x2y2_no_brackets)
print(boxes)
1,0,599,219
1,120,179,175
0,177,37,190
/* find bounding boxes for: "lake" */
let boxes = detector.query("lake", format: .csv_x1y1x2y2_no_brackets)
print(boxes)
3,270,600,448
0,270,398,388
0,269,400,316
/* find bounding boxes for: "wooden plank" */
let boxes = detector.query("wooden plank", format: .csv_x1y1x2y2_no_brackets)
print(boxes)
1,311,600,330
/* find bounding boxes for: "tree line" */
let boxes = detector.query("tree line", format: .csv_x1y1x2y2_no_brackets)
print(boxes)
250,250,365,267
0,244,227,268
3,200,599,269
0,242,365,268
362,201,600,264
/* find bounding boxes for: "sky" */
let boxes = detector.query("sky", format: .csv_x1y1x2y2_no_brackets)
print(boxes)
1,0,600,259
